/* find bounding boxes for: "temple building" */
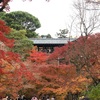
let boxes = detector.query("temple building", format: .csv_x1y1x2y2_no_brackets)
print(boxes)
30,38,75,53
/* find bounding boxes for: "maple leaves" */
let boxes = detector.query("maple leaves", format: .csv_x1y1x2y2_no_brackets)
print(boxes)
0,20,10,33
0,20,14,48
29,48,48,63
0,56,35,97
0,20,36,98
45,34,100,99
31,62,91,100
26,34,100,99
0,15,100,99
50,34,100,77
0,20,14,67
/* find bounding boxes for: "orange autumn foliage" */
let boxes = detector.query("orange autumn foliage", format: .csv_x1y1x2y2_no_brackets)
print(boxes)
0,59,35,98
35,64,91,99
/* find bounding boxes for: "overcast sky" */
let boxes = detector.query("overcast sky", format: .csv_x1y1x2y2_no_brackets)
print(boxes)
9,0,74,38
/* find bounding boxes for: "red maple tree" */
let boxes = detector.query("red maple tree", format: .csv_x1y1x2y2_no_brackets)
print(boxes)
49,34,100,86
0,20,35,98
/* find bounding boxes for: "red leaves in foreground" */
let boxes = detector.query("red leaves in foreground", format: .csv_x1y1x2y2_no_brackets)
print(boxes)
0,20,16,65
0,20,35,97
0,20,14,48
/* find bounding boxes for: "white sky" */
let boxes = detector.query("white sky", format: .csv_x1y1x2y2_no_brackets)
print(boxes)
9,0,74,38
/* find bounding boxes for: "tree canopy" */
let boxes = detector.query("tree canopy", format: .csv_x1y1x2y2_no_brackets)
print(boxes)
0,0,100,99
0,11,41,38
6,29,33,60
0,20,35,98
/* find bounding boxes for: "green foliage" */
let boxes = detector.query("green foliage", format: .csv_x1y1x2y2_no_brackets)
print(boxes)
83,83,100,100
7,29,27,39
6,29,33,60
26,31,39,38
0,11,41,38
0,12,6,19
88,84,100,100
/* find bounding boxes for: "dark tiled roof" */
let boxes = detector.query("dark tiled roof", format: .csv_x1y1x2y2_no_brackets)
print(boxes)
29,38,75,44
